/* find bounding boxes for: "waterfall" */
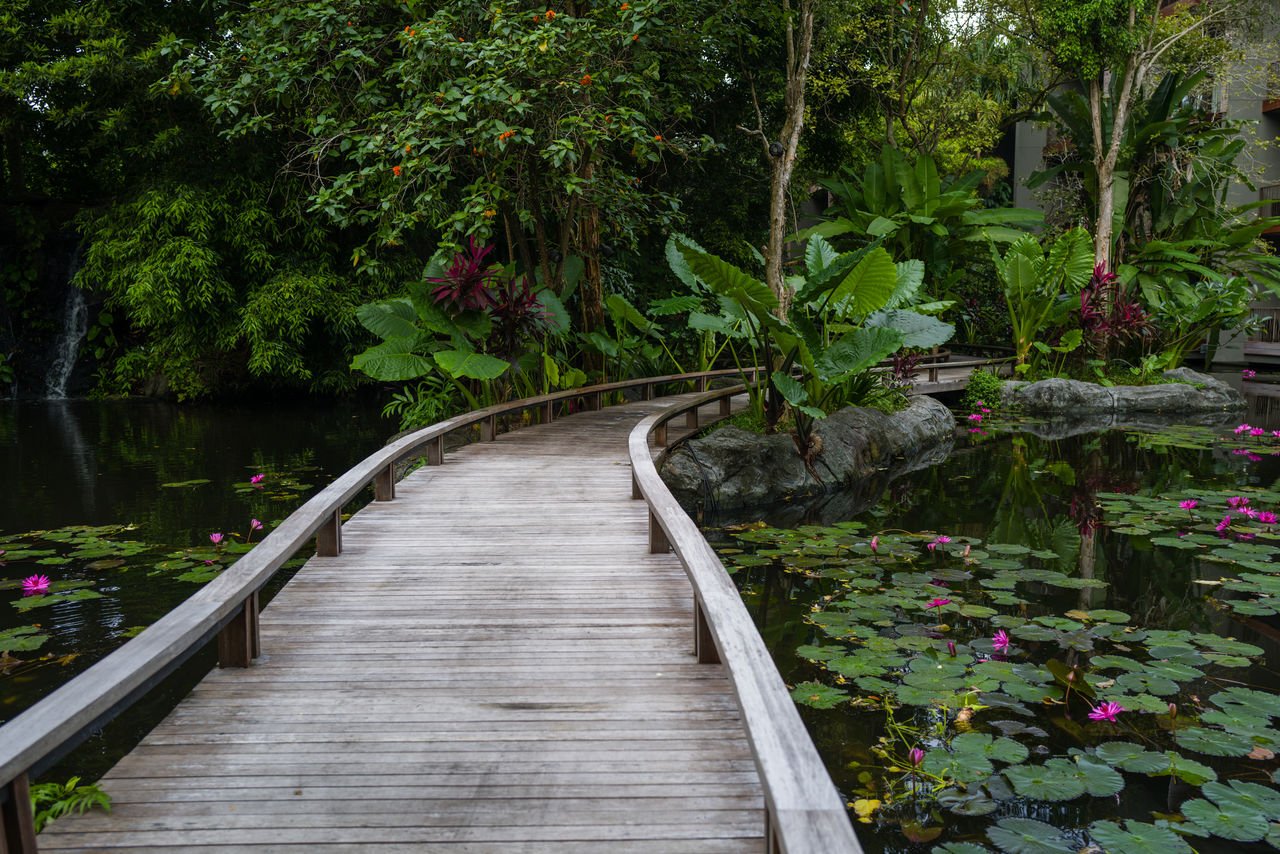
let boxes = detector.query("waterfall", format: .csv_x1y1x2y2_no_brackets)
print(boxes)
44,275,88,399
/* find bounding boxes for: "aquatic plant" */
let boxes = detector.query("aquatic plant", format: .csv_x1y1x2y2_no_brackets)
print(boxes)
21,575,50,595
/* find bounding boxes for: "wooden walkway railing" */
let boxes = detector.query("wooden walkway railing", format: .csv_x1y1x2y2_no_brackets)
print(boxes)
0,360,1001,852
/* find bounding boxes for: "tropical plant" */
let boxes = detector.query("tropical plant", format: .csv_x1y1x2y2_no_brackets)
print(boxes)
349,244,570,409
989,227,1094,370
671,233,953,464
30,777,110,833
801,145,1041,295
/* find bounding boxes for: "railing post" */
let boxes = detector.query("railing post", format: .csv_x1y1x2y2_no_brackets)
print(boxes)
592,391,604,411
542,401,554,424
632,472,642,500
648,510,670,554
928,364,939,383
654,421,667,447
2,772,37,854
696,375,708,392
374,463,395,501
481,415,496,441
694,599,719,664
426,436,444,465
643,383,654,401
719,395,732,416
316,509,342,556
685,407,699,429
218,591,258,668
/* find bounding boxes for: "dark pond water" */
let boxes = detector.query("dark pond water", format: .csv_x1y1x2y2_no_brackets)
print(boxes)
710,379,1280,854
0,397,393,780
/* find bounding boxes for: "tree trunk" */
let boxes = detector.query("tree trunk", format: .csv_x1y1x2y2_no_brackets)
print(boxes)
763,0,815,323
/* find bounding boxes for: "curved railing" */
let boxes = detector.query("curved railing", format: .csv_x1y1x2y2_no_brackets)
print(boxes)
629,385,864,854
0,367,758,848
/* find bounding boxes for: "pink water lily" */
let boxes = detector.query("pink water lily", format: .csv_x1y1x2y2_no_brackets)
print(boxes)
1216,515,1231,532
1243,369,1256,379
1258,511,1277,524
992,630,1010,652
21,574,50,595
250,519,263,531
1252,428,1266,437
250,474,265,487
1088,701,1125,723
1235,423,1252,434
1178,499,1197,510
210,532,224,545
908,747,925,767
870,536,879,553
1228,496,1250,510
967,413,983,422
925,598,952,609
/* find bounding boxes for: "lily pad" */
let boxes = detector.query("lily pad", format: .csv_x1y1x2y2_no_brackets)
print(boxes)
1003,763,1086,802
790,681,846,709
1094,742,1172,773
1088,820,1194,854
1175,727,1255,757
1181,796,1269,841
987,817,1074,854
0,625,50,652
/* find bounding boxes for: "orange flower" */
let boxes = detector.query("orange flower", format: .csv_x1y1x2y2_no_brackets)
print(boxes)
347,20,353,26
484,209,496,218
392,165,403,176
404,25,410,33
632,33,639,40
580,74,591,86
621,2,629,8
405,144,412,152
545,9,555,18
409,29,415,36
532,14,540,22
653,134,661,142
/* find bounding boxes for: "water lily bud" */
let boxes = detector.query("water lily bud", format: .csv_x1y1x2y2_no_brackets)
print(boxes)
1168,702,1177,719
947,641,957,658
908,747,924,768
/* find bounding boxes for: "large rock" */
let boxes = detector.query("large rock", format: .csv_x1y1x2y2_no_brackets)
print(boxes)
999,368,1243,415
659,396,955,515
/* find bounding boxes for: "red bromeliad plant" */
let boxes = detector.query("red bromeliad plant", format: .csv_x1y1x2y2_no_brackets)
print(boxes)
426,238,502,313
1079,264,1150,359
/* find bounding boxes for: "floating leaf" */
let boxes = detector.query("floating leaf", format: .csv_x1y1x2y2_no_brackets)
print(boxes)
1088,820,1194,854
13,589,105,612
1181,797,1269,841
0,625,50,652
160,478,211,488
1094,742,1172,773
1175,728,1255,757
1003,763,1086,802
790,681,846,709
1201,780,1280,820
987,817,1074,854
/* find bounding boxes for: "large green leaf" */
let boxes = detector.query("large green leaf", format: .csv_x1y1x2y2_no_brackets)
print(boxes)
865,309,954,350
350,337,434,381
356,298,420,340
433,350,509,381
1003,764,1086,802
828,247,898,318
1181,797,1269,841
677,242,777,315
987,818,1074,854
536,288,570,336
805,235,839,276
813,327,903,384
884,260,925,309
1088,821,1193,854
771,371,809,407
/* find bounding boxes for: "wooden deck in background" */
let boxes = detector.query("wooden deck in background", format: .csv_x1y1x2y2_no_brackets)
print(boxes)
38,395,766,852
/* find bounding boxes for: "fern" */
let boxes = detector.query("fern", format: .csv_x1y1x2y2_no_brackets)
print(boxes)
30,777,111,832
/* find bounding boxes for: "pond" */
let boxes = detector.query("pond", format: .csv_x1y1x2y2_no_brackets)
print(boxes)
710,381,1280,854
0,397,392,780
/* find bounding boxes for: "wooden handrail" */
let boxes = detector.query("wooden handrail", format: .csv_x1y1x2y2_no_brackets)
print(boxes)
0,366,761,842
629,385,863,854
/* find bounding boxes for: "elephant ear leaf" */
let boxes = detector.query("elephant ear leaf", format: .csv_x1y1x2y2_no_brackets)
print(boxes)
676,241,778,315
351,337,434,381
828,247,898,318
884,260,925,309
814,327,903,384
865,309,954,350
433,350,509,381
356,299,421,340
805,235,839,276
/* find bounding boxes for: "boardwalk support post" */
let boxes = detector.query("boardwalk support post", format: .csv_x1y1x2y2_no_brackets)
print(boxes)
542,401,554,424
374,463,395,501
648,510,670,553
654,421,667,447
218,591,259,668
694,600,719,664
632,472,642,500
426,436,444,466
685,407,699,429
719,396,732,416
481,415,497,441
643,383,654,401
1,773,37,854
696,375,708,392
316,509,342,556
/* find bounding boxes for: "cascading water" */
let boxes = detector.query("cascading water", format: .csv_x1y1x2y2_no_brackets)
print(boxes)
44,246,88,399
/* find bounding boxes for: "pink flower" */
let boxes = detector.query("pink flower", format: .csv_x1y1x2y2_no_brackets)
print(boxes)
1272,431,1280,439
1228,496,1249,510
1088,701,1125,722
947,641,957,657
1178,499,1197,510
908,747,925,767
926,542,937,552
1257,511,1277,524
1243,369,1256,379
935,535,952,544
1252,428,1266,437
1250,454,1263,462
962,544,971,557
967,413,983,422
250,519,263,531
925,598,952,608
251,474,265,487
992,630,1010,652
870,536,879,553
981,407,991,414
1216,515,1231,532
210,532,224,545
1235,423,1252,434
21,575,50,595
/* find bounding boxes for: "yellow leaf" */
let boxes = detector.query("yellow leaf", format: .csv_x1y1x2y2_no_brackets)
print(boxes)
852,799,881,823
1065,609,1089,620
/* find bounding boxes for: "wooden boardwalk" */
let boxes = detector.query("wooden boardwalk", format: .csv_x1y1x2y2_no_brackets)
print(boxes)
37,395,767,852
